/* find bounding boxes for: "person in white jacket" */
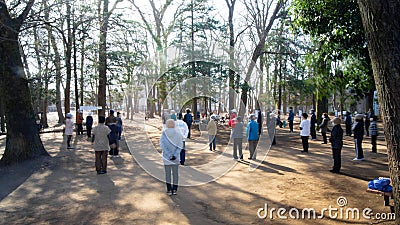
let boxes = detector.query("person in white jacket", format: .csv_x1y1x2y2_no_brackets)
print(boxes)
65,113,74,149
175,113,189,165
160,119,183,195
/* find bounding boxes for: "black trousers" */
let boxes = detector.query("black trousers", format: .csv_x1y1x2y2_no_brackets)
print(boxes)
332,147,342,172
289,120,294,132
354,138,364,159
346,125,352,136
77,124,83,135
310,126,316,139
86,125,92,137
371,135,377,152
301,136,309,152
321,132,327,144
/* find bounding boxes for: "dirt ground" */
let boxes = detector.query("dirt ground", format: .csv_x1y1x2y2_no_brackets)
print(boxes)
0,113,395,225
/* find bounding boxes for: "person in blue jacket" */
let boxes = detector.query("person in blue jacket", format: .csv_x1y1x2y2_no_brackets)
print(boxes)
246,114,259,160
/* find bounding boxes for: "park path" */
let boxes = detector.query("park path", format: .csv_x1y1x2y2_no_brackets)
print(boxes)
0,113,395,225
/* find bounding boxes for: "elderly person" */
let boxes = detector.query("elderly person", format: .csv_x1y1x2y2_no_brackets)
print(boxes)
231,116,244,160
65,113,74,149
299,113,310,153
352,114,365,161
207,115,217,151
319,113,330,144
175,113,189,165
160,119,183,195
329,117,343,173
246,114,259,160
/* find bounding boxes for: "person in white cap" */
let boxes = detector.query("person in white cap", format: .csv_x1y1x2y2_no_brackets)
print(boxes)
65,113,74,149
207,115,217,151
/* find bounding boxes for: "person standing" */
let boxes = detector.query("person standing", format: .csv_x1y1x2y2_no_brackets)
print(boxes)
65,113,74,149
257,110,263,135
365,108,373,136
106,110,119,157
183,109,193,139
345,111,352,136
92,116,111,174
319,113,330,144
231,116,244,160
160,119,182,195
352,114,365,160
329,117,343,173
288,107,295,132
310,109,317,140
116,112,123,141
228,109,237,128
175,113,189,165
170,110,177,121
246,114,259,160
369,116,378,153
76,110,84,135
207,115,217,151
86,112,94,138
299,113,311,153
105,109,117,125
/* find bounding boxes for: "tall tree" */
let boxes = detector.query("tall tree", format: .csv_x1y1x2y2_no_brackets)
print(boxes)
0,0,48,164
240,0,286,115
225,0,236,111
358,1,400,222
97,0,122,117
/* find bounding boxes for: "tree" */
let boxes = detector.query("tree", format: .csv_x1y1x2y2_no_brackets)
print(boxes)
97,0,122,117
0,0,48,165
291,0,374,115
240,0,286,115
358,1,400,222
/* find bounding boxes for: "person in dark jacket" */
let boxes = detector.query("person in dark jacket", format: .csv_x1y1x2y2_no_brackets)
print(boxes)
86,112,94,138
310,109,317,140
288,107,295,132
369,116,378,153
365,108,373,136
352,114,365,160
329,117,343,173
345,111,352,136
183,109,193,139
319,113,330,144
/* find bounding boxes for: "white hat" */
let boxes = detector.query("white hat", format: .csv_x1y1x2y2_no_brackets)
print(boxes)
88,112,92,116
231,109,237,113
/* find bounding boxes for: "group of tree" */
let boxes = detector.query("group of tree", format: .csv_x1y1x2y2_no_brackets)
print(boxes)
0,0,399,222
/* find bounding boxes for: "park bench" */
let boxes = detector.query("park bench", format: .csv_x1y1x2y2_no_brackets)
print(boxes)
366,188,394,213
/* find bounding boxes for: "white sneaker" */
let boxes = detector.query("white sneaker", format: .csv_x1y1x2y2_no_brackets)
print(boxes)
353,158,365,161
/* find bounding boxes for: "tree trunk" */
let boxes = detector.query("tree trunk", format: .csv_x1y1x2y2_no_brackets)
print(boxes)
44,0,64,123
98,0,109,117
0,0,48,165
226,0,236,111
0,98,5,133
65,0,72,116
358,1,400,222
316,94,328,124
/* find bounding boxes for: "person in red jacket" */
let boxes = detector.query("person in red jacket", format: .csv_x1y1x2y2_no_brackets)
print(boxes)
228,109,237,128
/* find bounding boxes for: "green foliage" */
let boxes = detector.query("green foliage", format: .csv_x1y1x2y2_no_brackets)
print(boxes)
291,0,373,101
